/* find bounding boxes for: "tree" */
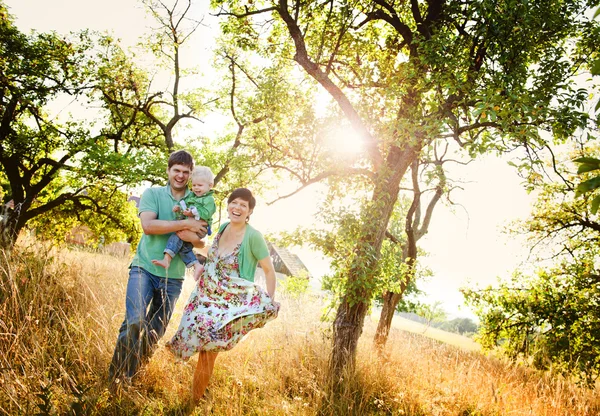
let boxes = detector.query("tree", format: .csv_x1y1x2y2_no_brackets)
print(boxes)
463,158,600,384
0,5,163,249
100,0,206,153
213,0,597,385
212,0,599,385
374,145,452,349
416,300,447,332
436,317,478,336
0,0,279,250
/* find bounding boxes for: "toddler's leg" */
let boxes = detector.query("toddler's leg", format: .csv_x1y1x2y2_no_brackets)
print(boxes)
151,252,173,269
152,235,182,269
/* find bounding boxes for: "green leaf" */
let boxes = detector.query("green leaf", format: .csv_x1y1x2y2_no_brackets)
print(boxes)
576,176,600,195
591,59,600,76
594,6,600,19
573,157,600,165
577,163,600,174
591,195,600,215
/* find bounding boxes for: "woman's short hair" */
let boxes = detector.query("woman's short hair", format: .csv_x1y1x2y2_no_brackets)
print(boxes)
192,166,215,185
228,188,256,210
168,150,194,170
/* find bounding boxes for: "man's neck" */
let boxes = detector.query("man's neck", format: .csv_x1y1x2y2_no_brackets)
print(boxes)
169,184,187,200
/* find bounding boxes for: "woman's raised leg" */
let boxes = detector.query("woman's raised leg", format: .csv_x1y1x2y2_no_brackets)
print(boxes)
192,351,218,402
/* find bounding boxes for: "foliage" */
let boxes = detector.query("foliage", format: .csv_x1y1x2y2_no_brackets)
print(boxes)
28,185,141,249
434,317,479,336
464,160,600,384
464,260,600,385
0,4,169,249
279,269,310,299
571,156,600,214
571,6,600,211
275,196,427,309
415,301,447,329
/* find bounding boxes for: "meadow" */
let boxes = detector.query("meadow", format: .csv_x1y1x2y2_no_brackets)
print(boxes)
1,239,599,415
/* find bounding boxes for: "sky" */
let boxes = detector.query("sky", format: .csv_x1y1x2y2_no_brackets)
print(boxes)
6,0,536,319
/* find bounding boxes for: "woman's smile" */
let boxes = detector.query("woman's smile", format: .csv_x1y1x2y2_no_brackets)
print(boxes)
228,198,251,222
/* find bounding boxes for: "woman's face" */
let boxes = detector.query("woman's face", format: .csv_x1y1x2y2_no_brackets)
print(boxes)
228,197,252,223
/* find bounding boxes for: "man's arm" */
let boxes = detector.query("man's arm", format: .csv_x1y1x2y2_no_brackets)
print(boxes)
176,229,206,249
139,211,207,235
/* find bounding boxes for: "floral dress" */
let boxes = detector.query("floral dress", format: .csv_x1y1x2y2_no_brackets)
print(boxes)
167,230,280,359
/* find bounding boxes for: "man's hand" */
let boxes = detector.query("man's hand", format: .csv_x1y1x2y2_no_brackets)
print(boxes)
176,229,206,248
182,218,208,237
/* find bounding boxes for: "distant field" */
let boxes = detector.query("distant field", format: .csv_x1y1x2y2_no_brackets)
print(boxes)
368,310,481,352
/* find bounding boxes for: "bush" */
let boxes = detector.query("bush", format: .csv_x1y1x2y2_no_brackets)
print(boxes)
280,270,310,299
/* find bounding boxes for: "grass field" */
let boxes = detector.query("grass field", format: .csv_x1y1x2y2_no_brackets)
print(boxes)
367,311,481,352
1,240,599,415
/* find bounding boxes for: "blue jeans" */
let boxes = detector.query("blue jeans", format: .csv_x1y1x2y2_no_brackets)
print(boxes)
164,234,199,268
109,266,183,379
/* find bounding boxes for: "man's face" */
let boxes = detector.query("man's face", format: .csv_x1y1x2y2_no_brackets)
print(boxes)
167,164,192,192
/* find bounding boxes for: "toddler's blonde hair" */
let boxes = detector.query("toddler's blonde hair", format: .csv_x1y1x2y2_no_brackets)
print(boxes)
191,166,215,186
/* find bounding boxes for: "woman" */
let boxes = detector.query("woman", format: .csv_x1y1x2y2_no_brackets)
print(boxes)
167,188,279,402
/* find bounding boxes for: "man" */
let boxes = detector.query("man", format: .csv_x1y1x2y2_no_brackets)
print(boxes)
109,150,207,383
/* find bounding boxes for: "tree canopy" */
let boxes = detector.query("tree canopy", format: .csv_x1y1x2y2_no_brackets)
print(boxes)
0,5,159,248
212,0,600,383
464,146,600,384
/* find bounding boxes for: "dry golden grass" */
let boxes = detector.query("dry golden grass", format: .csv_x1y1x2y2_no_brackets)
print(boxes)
1,240,599,415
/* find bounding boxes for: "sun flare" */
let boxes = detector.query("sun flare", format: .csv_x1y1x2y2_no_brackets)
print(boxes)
328,124,364,155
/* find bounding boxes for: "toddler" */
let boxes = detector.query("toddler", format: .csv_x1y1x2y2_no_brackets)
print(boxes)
152,166,216,280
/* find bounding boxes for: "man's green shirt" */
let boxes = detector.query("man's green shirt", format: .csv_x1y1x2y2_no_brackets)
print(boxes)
130,184,190,279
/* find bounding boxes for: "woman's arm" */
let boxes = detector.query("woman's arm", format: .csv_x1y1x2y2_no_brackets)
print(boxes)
258,256,276,298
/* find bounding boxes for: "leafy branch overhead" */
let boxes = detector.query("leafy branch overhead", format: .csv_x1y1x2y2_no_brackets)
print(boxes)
211,0,600,384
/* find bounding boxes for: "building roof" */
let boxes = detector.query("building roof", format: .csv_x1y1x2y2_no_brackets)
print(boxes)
128,195,140,208
268,242,312,279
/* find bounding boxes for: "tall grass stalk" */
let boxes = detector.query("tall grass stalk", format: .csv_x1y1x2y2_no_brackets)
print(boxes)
1,242,598,415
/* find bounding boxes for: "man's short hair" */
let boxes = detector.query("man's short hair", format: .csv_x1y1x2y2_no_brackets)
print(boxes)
168,150,194,170
192,166,215,186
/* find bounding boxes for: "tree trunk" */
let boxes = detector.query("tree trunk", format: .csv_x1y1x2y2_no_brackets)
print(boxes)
373,158,444,350
328,144,417,387
0,210,22,250
374,291,405,348
329,297,370,385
